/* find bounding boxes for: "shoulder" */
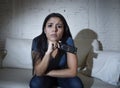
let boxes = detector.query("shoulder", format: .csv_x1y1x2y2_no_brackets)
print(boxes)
32,35,41,51
66,37,74,46
33,35,40,42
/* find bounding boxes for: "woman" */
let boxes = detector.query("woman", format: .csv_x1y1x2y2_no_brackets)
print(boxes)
29,13,83,88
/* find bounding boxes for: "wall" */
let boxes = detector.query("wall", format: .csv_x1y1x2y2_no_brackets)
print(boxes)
0,0,120,51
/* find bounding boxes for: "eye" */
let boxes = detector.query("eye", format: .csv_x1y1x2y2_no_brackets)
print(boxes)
47,24,52,27
57,24,63,29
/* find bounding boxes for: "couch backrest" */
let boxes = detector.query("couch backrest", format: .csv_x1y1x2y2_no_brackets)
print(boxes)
2,29,100,70
2,38,33,69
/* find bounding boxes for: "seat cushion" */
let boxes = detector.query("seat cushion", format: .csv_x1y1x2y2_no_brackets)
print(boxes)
77,72,117,88
92,51,120,85
0,68,32,88
3,38,32,69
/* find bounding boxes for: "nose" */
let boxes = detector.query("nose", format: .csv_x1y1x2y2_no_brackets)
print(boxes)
52,25,58,32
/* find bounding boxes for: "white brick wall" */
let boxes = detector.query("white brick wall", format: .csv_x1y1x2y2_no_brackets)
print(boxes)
0,0,120,51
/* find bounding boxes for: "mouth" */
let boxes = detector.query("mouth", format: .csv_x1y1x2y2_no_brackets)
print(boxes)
50,34,57,37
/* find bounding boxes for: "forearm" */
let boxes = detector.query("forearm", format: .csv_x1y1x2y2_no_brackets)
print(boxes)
34,41,58,76
46,68,77,78
46,53,78,78
34,52,51,76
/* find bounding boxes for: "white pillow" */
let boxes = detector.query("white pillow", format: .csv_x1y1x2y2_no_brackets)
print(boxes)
3,38,32,69
92,51,120,85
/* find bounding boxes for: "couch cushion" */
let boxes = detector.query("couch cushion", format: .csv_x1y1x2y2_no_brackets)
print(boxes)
0,68,32,88
92,51,120,86
2,38,32,69
77,72,117,88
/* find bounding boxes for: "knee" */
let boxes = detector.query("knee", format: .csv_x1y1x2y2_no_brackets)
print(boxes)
71,81,84,88
29,76,43,88
29,77,39,88
68,77,84,88
71,78,84,88
29,79,37,88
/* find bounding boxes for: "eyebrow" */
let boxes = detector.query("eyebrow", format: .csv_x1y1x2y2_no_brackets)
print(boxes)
47,23,53,24
47,23,63,25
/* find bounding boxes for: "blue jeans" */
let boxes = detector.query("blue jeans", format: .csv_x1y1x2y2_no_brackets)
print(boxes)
29,75,84,88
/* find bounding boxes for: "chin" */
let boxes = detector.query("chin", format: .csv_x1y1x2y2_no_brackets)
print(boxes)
51,40,58,42
50,39,59,42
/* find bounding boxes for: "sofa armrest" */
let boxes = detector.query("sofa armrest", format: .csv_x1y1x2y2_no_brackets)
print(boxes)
0,49,7,67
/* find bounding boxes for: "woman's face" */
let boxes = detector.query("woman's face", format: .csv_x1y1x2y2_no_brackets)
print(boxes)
44,17,64,42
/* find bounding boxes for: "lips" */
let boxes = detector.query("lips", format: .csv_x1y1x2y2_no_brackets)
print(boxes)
50,34,57,37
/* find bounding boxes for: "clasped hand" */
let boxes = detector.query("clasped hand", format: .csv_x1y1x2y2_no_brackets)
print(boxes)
46,41,61,54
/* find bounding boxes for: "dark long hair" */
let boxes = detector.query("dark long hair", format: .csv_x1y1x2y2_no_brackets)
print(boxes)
37,13,72,59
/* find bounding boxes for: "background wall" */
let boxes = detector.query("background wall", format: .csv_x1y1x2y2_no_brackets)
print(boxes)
0,0,120,51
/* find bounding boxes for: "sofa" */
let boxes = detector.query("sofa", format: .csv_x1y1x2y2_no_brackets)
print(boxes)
0,38,33,88
0,36,120,88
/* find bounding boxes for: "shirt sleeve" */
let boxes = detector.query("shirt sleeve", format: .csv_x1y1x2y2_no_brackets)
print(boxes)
66,37,75,47
32,37,38,52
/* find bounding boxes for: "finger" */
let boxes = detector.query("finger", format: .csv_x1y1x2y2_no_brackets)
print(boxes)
52,43,55,49
58,41,61,43
55,43,58,48
58,41,61,48
53,43,58,49
57,42,60,48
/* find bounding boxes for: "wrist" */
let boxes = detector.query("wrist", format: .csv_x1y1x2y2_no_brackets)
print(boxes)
45,51,51,55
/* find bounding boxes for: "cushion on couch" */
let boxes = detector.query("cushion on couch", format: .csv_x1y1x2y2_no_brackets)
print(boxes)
92,51,120,86
2,38,33,69
77,72,117,88
0,68,32,88
79,39,120,86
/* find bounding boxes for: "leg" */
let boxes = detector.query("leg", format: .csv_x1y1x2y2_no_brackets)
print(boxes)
57,76,84,88
29,75,57,88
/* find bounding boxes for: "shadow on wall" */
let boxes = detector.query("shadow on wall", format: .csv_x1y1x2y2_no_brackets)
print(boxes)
74,28,103,88
74,28,98,68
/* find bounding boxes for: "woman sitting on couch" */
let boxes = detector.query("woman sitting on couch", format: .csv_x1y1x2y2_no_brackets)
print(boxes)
29,13,83,88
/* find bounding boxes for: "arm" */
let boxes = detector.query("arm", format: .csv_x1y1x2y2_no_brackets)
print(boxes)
46,52,78,78
46,37,78,77
33,40,57,76
34,52,51,76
